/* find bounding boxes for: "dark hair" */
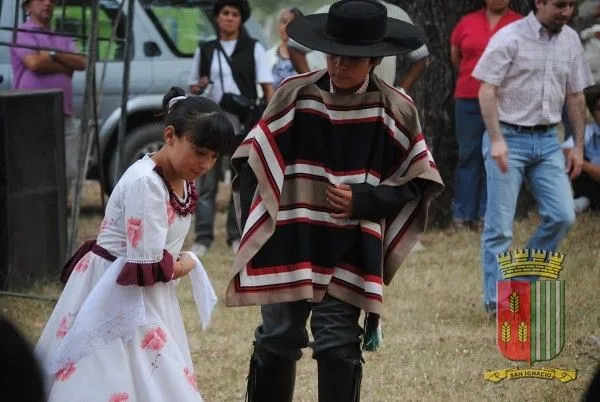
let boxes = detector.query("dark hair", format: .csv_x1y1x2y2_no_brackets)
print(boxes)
0,317,45,402
162,87,234,155
213,0,251,22
585,84,600,115
289,7,304,19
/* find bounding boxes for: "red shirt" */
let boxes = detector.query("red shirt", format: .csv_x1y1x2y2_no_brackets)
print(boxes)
450,9,522,99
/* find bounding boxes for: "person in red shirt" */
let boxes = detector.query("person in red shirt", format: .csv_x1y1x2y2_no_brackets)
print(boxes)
450,0,521,230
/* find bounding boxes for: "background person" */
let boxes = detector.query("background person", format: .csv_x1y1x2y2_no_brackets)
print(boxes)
10,0,87,192
188,0,274,256
449,0,521,231
473,0,594,314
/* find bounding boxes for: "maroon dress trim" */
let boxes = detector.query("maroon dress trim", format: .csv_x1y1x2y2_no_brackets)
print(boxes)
61,241,175,286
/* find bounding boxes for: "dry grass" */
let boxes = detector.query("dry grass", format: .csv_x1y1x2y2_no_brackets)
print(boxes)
2,181,600,401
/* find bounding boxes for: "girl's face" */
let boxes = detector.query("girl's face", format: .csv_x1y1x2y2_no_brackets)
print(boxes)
164,126,218,182
278,10,296,42
326,55,378,90
216,5,242,36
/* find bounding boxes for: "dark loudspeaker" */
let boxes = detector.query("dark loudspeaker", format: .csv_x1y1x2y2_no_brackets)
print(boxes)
0,89,67,291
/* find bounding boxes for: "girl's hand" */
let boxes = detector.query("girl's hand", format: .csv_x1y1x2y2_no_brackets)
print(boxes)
326,184,353,219
172,253,196,279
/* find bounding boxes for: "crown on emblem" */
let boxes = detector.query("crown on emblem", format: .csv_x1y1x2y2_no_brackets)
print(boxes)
496,249,565,280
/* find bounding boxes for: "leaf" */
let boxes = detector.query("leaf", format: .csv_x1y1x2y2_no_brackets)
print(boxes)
509,291,519,314
518,321,527,343
501,321,511,343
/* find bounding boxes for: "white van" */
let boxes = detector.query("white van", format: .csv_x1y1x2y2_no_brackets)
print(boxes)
0,0,269,191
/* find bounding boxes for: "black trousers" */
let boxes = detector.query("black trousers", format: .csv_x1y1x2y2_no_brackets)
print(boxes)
572,170,600,208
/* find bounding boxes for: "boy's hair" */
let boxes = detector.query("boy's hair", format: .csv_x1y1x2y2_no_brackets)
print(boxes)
162,87,234,155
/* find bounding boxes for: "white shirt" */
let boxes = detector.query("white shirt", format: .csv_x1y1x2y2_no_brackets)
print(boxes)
187,39,273,104
472,12,594,126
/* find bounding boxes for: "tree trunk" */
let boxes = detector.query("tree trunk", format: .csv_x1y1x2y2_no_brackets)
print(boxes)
393,0,533,227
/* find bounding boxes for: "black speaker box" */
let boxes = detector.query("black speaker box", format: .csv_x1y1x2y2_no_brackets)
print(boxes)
0,89,67,291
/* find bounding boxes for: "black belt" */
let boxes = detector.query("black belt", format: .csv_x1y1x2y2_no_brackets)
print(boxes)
500,121,558,133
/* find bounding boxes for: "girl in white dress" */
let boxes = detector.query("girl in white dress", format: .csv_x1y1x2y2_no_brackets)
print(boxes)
35,87,234,402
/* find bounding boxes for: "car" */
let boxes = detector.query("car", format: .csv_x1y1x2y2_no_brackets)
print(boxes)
0,0,269,192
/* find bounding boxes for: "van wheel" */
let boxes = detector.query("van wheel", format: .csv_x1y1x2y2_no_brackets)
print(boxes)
108,122,164,190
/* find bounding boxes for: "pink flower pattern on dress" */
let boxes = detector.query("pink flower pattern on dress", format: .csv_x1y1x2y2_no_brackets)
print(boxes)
56,313,74,339
74,254,90,273
126,218,143,248
141,327,167,351
141,327,167,373
109,392,129,402
166,201,176,226
184,367,198,391
55,361,76,381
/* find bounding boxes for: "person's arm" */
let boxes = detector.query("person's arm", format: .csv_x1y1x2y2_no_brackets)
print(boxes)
254,42,275,101
479,82,508,172
53,52,86,71
398,58,428,92
565,92,587,178
450,45,461,70
472,31,516,173
289,46,310,74
21,52,72,74
325,182,420,220
261,83,274,102
582,160,600,182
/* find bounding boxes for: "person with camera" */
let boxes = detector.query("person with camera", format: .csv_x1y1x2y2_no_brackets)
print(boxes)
188,0,274,256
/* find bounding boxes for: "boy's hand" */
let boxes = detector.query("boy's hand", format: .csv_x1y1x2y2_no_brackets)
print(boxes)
326,184,353,219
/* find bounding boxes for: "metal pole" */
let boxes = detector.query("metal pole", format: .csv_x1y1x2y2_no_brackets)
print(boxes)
12,0,20,44
115,0,135,178
68,0,100,256
0,291,59,302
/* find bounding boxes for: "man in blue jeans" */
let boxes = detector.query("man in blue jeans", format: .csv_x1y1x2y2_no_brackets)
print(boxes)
472,0,593,314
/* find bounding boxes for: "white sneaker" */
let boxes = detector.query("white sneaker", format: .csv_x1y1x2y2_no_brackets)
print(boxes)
231,239,240,253
191,243,208,257
574,196,591,214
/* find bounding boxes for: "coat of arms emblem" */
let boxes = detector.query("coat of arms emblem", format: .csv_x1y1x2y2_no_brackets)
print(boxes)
484,249,577,383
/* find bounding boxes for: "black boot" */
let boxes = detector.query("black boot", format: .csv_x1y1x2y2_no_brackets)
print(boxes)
316,345,363,402
246,342,296,402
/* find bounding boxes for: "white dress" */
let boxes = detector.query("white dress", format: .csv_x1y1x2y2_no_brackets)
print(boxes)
35,156,209,402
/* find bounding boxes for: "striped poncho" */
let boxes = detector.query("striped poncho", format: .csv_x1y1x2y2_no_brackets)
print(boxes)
226,69,444,314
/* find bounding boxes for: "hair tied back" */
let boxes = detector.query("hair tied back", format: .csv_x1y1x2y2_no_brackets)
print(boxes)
168,95,187,112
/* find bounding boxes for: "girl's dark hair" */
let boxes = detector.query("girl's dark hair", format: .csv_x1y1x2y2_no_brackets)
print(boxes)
162,87,234,155
213,0,251,22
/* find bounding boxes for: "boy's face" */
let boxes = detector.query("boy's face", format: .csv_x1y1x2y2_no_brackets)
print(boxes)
326,55,378,91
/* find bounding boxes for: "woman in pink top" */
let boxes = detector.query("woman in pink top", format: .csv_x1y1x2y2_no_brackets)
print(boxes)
450,0,521,230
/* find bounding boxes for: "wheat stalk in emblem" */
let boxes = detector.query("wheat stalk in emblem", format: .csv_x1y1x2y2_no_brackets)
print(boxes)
509,291,519,315
518,321,527,348
501,321,511,345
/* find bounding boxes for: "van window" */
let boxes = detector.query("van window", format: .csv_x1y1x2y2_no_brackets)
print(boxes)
52,0,127,61
143,3,216,57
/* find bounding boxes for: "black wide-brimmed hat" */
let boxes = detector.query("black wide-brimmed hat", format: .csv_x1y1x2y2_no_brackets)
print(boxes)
286,0,426,58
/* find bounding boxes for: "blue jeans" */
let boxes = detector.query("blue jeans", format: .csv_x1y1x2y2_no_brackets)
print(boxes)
194,159,240,247
453,99,486,222
480,126,575,306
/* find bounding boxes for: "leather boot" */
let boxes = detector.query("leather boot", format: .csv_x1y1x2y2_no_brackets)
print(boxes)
316,345,363,402
246,342,296,402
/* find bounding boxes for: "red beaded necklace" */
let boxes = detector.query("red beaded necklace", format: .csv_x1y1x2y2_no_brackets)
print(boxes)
153,165,198,217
